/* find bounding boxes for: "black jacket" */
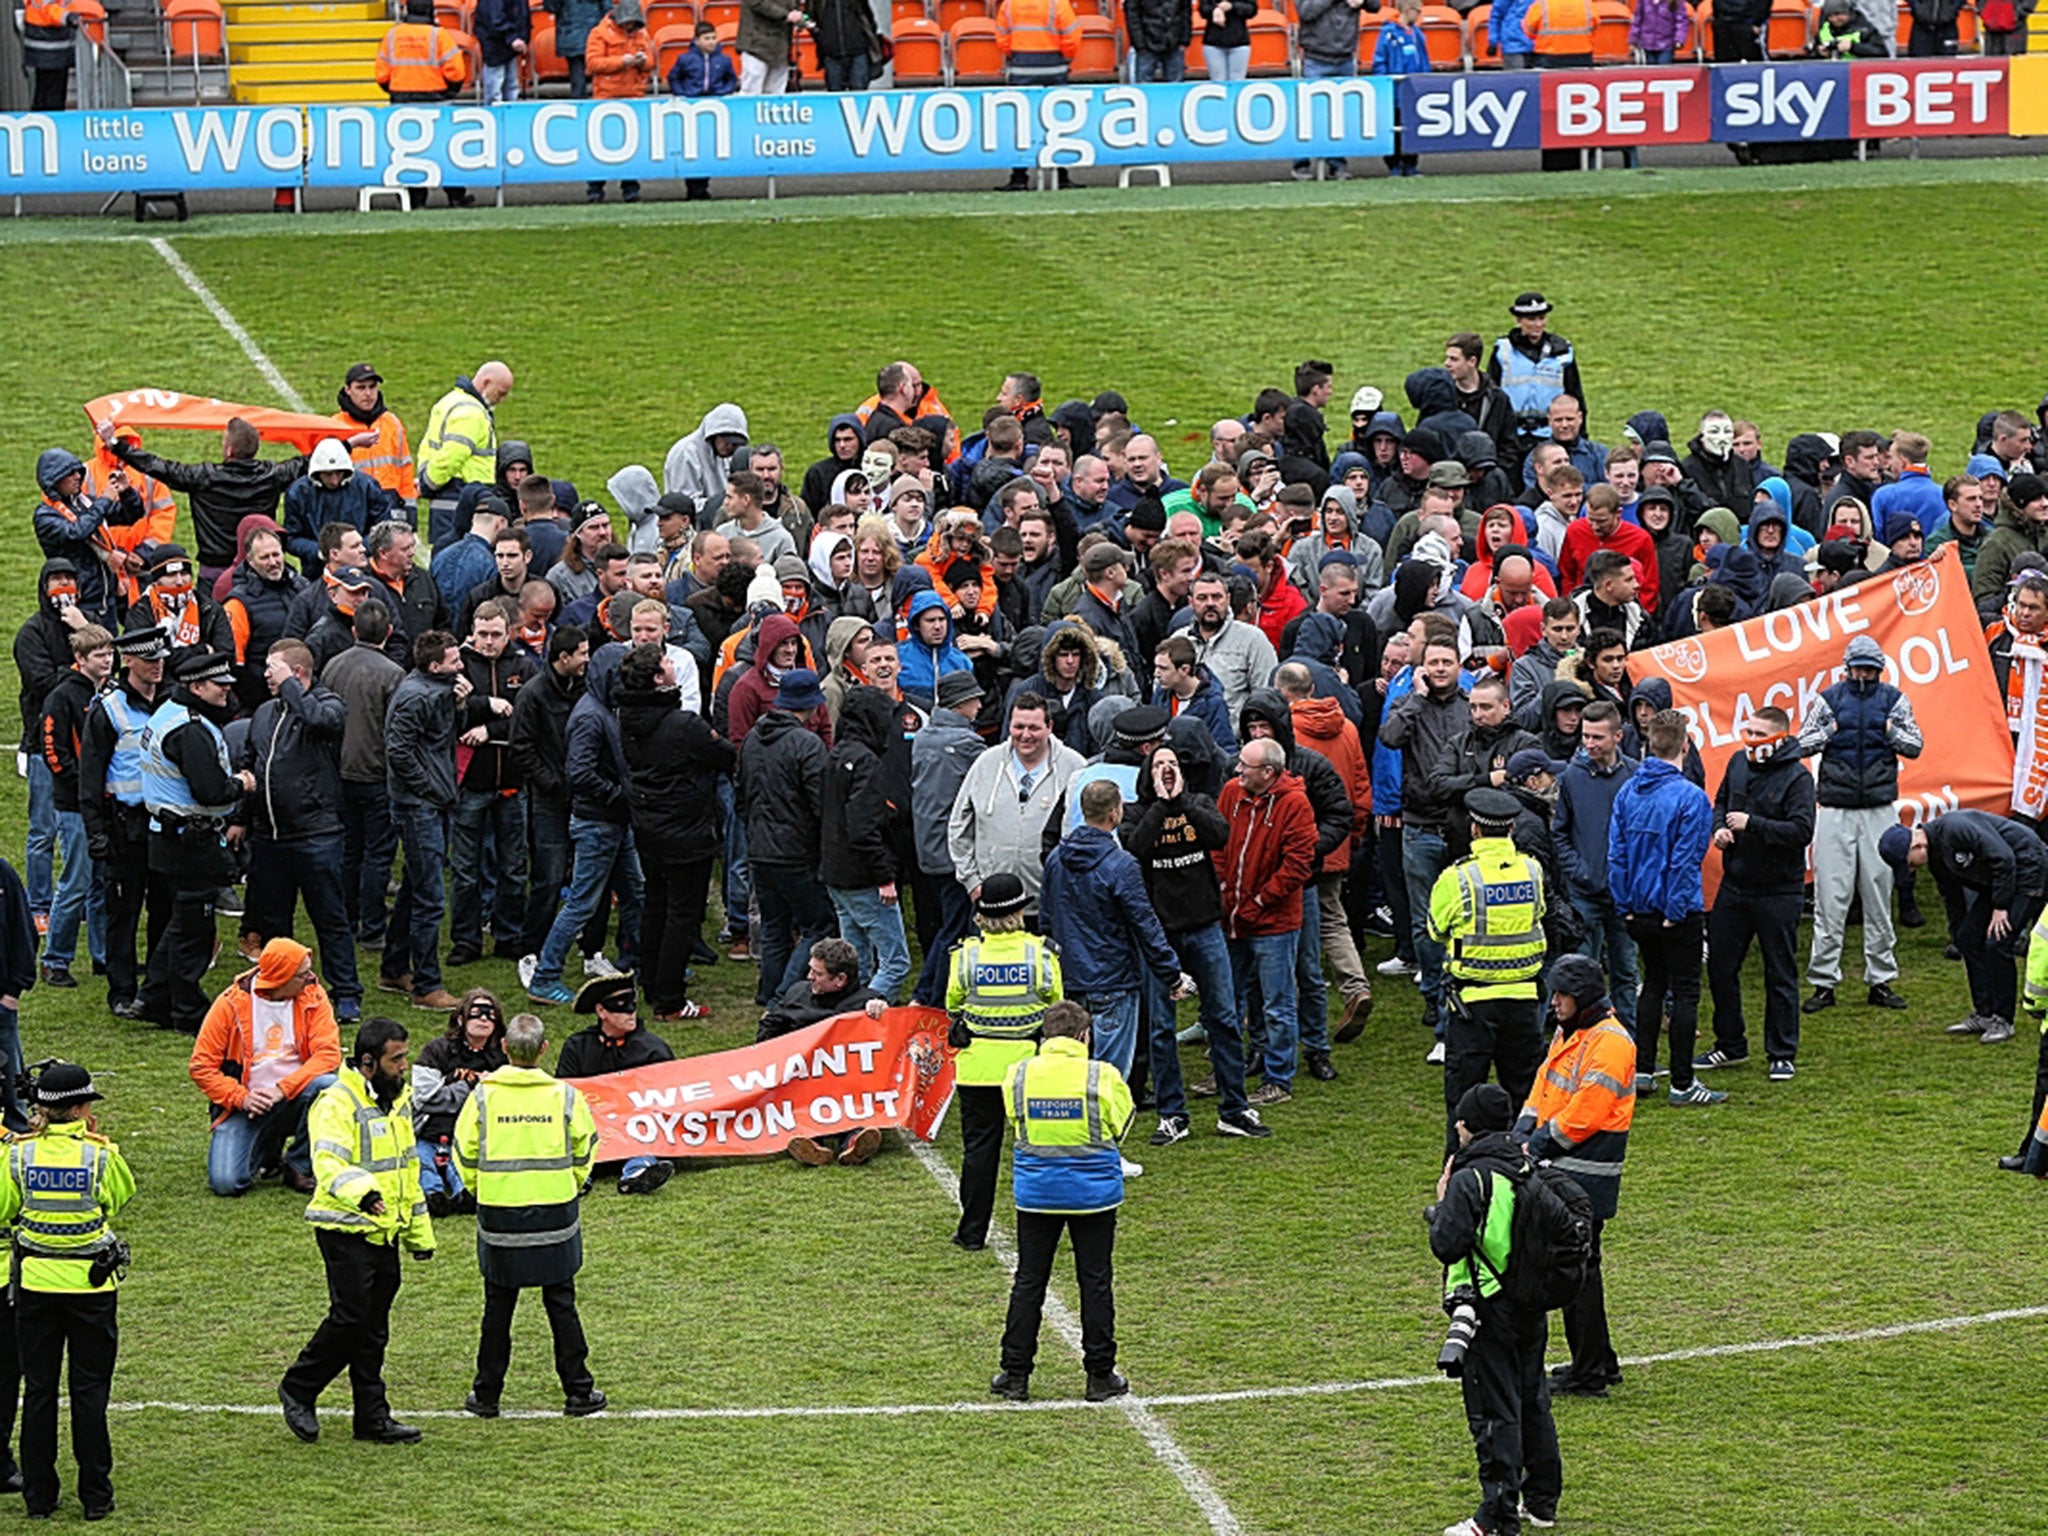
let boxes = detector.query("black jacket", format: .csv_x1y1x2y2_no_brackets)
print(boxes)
124,591,235,672
1429,1129,1541,1317
37,668,100,813
1125,0,1193,50
457,644,534,795
1427,718,1541,858
510,662,582,814
555,1020,675,1080
1238,688,1352,872
1376,677,1471,835
384,669,460,809
1127,786,1229,936
566,653,634,825
1925,811,2048,911
736,707,829,867
1712,743,1817,896
369,565,447,655
820,687,899,890
1679,436,1755,521
757,977,884,1043
616,683,735,866
15,561,82,740
0,856,35,1003
237,678,346,840
112,443,308,570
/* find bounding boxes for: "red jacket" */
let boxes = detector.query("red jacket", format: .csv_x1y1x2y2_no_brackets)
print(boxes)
1557,518,1660,613
1256,577,1308,653
1213,770,1316,937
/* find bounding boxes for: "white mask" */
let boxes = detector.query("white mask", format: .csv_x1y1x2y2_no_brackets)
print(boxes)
861,448,894,485
1700,419,1736,457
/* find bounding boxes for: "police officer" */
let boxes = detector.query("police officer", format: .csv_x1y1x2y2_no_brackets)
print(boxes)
78,626,169,1020
1428,1081,1563,1536
135,649,252,1035
946,873,1063,1253
1488,292,1585,456
1427,790,1550,1157
990,1000,1132,1405
0,1063,136,1521
454,1012,605,1419
279,1018,434,1446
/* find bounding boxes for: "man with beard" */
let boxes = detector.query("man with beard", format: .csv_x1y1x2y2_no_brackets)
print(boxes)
1184,570,1279,721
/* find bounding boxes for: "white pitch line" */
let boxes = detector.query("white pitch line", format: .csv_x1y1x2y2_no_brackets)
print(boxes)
96,1301,2048,1426
147,237,310,413
907,1138,1246,1536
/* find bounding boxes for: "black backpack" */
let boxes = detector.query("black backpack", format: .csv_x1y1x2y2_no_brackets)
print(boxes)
1480,1161,1595,1313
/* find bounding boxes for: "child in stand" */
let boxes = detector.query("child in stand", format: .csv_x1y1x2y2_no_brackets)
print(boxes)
668,21,738,202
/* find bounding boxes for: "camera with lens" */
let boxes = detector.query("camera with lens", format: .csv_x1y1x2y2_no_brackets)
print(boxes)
1437,1283,1482,1378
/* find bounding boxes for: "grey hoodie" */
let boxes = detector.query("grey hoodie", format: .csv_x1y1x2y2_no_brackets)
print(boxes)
663,402,749,505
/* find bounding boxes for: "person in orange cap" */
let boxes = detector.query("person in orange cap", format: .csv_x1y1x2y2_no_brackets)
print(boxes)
189,939,342,1196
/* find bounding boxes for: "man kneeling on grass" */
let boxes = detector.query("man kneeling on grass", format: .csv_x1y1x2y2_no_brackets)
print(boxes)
761,938,890,1168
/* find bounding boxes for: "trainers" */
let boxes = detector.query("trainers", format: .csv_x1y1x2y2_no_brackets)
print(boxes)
1376,955,1416,978
1768,1058,1796,1082
564,1388,607,1416
1425,1040,1446,1065
214,887,245,918
1443,1519,1491,1536
1633,1072,1654,1096
1332,991,1373,1043
1148,1115,1190,1147
1359,905,1396,938
1980,1016,2016,1045
1866,982,1908,1010
1289,165,1315,181
1176,971,1197,999
1669,1081,1728,1107
654,1001,713,1021
786,1136,833,1166
838,1126,883,1165
583,952,622,979
1521,1499,1558,1528
1246,1082,1292,1107
527,980,574,1005
37,963,74,989
728,937,753,962
1174,1021,1204,1044
1946,1014,1989,1035
518,954,539,989
1217,1108,1273,1139
1896,898,1924,929
237,935,264,963
1801,986,1836,1015
618,1159,675,1195
1692,1047,1749,1070
1186,1074,1219,1098
1119,1155,1145,1178
1943,941,1962,961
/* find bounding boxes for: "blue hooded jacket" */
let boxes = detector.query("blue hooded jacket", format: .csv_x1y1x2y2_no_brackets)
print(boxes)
1150,663,1239,754
1040,823,1182,996
896,588,972,703
1605,756,1712,922
1289,612,1364,726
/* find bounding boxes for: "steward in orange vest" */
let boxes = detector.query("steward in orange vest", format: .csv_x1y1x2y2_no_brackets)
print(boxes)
377,0,476,207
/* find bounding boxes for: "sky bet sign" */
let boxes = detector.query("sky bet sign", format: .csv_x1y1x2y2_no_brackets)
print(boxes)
1400,57,2009,153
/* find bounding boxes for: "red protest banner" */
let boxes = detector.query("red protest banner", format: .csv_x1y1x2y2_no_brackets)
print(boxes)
1627,546,2012,820
567,1007,956,1161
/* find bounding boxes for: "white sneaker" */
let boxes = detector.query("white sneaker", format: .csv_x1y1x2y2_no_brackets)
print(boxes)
1443,1518,1489,1536
1119,1155,1144,1179
1425,1040,1446,1065
1377,956,1416,978
1176,971,1197,999
1176,1022,1206,1044
517,953,538,989
583,952,622,979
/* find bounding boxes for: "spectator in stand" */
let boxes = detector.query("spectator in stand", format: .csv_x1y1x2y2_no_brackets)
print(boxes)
447,602,533,970
1215,736,1317,1106
1126,0,1192,79
383,631,466,1013
35,626,113,988
1553,700,1638,1034
472,0,530,104
1371,0,1429,178
1630,0,1692,59
671,22,739,200
189,939,340,1197
324,601,405,960
1199,0,1256,77
584,0,654,201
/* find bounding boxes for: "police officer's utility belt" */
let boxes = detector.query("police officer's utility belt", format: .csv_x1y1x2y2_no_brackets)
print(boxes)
151,811,228,834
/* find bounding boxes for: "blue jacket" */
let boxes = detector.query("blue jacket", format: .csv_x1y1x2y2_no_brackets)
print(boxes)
1370,665,1413,817
1872,467,1950,538
1039,824,1181,997
669,43,738,97
1553,748,1636,899
1489,0,1537,50
1372,20,1431,73
282,470,399,573
565,648,631,825
897,589,973,704
431,531,497,612
1152,666,1239,755
1606,757,1711,922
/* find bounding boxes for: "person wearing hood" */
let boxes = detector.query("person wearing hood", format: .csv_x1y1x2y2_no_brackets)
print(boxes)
1795,636,1920,1019
665,403,750,506
1553,699,1639,1037
803,418,868,518
33,448,145,628
819,686,912,1004
441,438,534,558
282,438,403,575
1455,429,1519,518
1973,473,2048,602
1285,610,1363,727
1289,487,1385,603
1618,675,1700,787
1534,679,1585,764
899,588,977,713
1513,954,1636,1399
127,544,236,673
1632,487,1694,618
1738,501,1806,585
1678,412,1755,526
725,610,820,751
101,418,325,582
331,362,416,505
1778,432,1833,540
1367,548,1469,641
1462,511,1554,603
1276,665,1375,1046
1214,737,1317,1105
1006,618,1107,753
1354,411,1406,503
1403,367,1482,457
1703,706,1816,1086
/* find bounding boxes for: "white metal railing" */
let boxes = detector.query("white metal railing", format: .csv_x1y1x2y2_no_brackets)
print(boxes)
75,27,135,108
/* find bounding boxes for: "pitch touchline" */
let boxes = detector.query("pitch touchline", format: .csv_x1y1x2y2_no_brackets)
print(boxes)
99,1302,2048,1424
146,236,310,413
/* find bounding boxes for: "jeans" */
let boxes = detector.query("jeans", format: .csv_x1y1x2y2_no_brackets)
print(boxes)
1130,47,1185,82
450,790,528,955
643,856,714,1015
1640,47,1674,62
246,830,361,1009
535,818,643,988
1147,921,1249,1118
478,59,520,105
1079,989,1142,1079
1295,877,1330,1054
718,777,751,939
415,1133,466,1198
912,877,974,1007
752,861,839,1005
206,1073,335,1195
1402,827,1452,1015
822,52,871,89
525,801,572,956
1378,820,1414,961
566,54,587,96
1230,930,1300,1089
1203,43,1250,80
1568,890,1639,1030
0,1002,27,1133
1500,50,1534,68
42,809,103,971
828,886,911,1003
24,754,54,915
1293,55,1354,173
1627,911,1702,1088
341,779,398,947
387,803,450,994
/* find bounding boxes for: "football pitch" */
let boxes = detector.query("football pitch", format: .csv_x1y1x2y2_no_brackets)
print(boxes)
1,157,2046,1534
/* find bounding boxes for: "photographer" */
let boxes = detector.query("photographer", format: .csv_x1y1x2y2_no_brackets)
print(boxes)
1428,1082,1561,1536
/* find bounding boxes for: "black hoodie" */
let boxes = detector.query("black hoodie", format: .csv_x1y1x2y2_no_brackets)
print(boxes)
1780,434,1832,541
615,681,735,864
15,560,81,740
38,667,102,813
820,686,899,890
1712,738,1816,896
1127,763,1230,936
1537,679,1585,763
1238,688,1351,871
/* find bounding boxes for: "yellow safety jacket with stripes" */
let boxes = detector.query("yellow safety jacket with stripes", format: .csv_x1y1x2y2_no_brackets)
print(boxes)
946,929,1064,1087
1427,836,1549,1002
304,1069,435,1253
417,382,497,496
0,1122,135,1295
1004,1037,1132,1214
454,1066,596,1212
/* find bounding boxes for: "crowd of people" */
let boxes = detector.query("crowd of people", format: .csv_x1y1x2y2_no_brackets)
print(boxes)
14,302,2048,1533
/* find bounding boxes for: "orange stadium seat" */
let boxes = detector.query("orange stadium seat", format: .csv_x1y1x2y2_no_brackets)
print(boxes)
892,15,946,81
646,0,695,36
950,15,1006,81
1467,3,1502,65
937,0,990,30
434,0,473,34
653,22,695,80
1245,7,1292,73
1765,0,1814,56
714,18,741,72
164,0,225,63
1071,12,1121,77
1419,3,1465,65
1356,9,1384,65
1072,0,1116,15
892,0,931,20
1183,14,1207,77
792,27,819,77
699,0,741,29
529,16,571,81
1692,0,1712,58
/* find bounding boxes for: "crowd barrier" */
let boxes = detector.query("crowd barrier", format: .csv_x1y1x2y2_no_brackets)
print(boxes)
3,55,2045,199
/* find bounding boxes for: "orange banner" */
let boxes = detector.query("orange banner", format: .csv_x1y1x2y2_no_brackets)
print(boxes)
82,390,349,453
1626,546,2013,825
566,1007,956,1161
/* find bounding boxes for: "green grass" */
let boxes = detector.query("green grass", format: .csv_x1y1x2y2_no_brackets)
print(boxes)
0,159,2045,1533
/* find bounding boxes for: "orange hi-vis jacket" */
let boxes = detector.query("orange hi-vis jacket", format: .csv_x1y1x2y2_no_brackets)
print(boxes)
333,408,417,502
376,22,468,96
995,0,1079,80
82,446,175,606
1516,1008,1634,1217
1523,0,1596,53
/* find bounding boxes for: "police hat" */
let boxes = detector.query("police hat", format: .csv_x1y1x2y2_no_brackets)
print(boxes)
35,1062,102,1106
976,872,1029,918
113,625,170,661
1464,788,1522,832
1509,291,1553,318
172,649,235,688
573,971,640,1015
1112,705,1170,749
